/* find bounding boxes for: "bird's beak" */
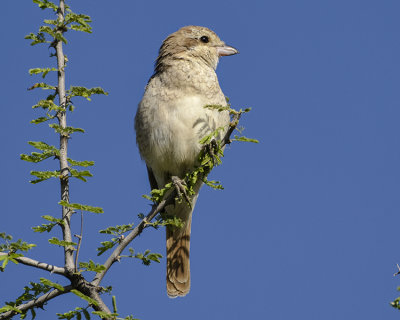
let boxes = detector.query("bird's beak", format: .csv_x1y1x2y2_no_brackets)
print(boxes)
216,45,239,57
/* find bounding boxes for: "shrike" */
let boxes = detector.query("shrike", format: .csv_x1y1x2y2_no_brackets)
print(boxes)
135,26,238,297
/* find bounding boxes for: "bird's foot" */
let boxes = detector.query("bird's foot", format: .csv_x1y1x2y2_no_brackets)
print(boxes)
171,176,191,205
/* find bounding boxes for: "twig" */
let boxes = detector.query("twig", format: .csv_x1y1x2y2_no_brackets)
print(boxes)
74,211,84,272
91,195,176,286
221,111,242,147
0,285,73,320
394,263,400,277
0,253,66,275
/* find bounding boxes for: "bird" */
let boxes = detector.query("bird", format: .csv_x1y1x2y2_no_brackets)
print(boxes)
134,26,238,297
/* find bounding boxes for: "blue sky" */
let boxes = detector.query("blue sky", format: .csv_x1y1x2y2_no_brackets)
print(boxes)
1,0,400,319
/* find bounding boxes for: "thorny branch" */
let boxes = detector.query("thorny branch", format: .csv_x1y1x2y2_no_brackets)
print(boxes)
0,286,73,320
55,0,75,272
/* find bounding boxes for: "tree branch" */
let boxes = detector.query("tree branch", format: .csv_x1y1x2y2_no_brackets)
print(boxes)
0,285,72,320
91,197,175,286
74,211,84,272
221,110,242,147
55,0,74,271
90,291,112,315
0,253,66,275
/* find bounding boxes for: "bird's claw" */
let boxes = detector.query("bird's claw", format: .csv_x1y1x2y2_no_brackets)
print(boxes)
171,176,191,205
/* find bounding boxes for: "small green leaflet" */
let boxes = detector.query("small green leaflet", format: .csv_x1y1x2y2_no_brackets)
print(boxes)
0,305,22,314
31,116,54,124
99,223,134,235
79,260,106,273
48,237,77,248
30,170,60,184
233,135,259,143
49,123,85,135
29,67,57,79
24,32,48,46
125,248,162,266
71,289,98,306
70,169,93,182
33,0,58,11
67,86,108,101
92,311,119,319
68,159,94,167
32,215,64,233
28,82,56,91
59,200,104,214
0,253,23,271
39,277,64,291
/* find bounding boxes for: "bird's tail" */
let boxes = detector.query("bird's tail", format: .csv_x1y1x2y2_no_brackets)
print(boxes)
166,215,192,298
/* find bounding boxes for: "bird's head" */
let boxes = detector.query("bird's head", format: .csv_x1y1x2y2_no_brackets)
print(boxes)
155,26,238,72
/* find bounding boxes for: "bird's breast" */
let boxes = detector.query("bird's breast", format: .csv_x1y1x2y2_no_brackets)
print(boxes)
136,91,228,177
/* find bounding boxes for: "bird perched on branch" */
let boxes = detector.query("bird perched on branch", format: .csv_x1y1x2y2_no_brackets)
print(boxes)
135,26,238,297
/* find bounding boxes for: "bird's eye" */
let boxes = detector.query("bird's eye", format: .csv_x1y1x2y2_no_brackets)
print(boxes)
200,36,209,43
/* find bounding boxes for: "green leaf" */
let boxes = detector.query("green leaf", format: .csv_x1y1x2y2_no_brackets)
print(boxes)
28,82,56,91
39,25,56,38
32,99,62,111
1,281,51,310
21,141,59,163
40,278,64,291
30,116,55,124
199,126,225,145
71,289,98,306
0,238,36,254
57,307,86,320
30,170,60,184
33,0,58,11
24,32,48,45
32,215,64,233
28,141,59,153
69,169,93,182
67,86,108,101
91,311,119,319
99,224,134,236
79,260,106,273
65,12,92,33
0,305,22,314
48,237,77,248
232,135,259,143
142,182,174,204
0,233,13,241
49,124,85,136
0,253,23,272
44,19,57,25
59,200,104,214
68,159,94,167
124,249,162,266
29,67,57,79
96,241,116,256
203,179,224,190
